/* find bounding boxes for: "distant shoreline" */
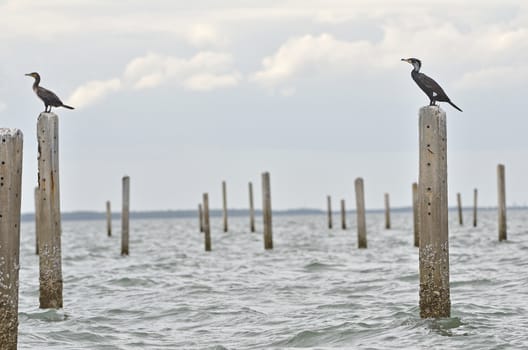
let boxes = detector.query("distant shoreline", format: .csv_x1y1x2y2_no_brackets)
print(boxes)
21,206,527,222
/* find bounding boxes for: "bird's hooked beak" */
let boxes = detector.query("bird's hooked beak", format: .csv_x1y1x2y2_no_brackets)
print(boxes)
401,58,411,63
25,73,33,77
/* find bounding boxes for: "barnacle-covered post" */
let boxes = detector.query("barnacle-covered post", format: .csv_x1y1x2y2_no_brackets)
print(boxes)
0,128,23,349
418,106,450,318
37,113,63,309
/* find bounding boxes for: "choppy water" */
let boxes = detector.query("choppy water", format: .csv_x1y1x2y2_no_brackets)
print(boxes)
17,210,528,349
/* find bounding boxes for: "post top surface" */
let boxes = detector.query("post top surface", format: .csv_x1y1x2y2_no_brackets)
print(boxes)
0,128,23,137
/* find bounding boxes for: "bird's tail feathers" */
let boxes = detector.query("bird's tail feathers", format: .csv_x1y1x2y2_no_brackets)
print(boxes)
448,100,462,112
62,104,74,110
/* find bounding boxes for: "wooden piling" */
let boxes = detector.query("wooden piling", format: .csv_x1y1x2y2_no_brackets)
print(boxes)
327,195,333,229
0,128,23,349
473,188,477,227
457,193,463,226
121,176,130,256
37,113,63,309
412,182,419,248
354,177,367,248
497,164,507,241
262,172,273,250
418,106,450,318
249,182,255,233
384,193,391,229
203,193,211,251
341,199,346,230
222,181,228,232
198,204,204,233
34,187,40,255
106,200,112,236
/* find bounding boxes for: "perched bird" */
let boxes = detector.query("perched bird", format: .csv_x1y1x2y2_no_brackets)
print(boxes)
401,58,462,112
25,72,74,113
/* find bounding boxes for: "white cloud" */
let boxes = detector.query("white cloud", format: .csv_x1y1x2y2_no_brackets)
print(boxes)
69,51,240,108
187,24,227,47
68,78,121,109
123,51,240,91
251,34,375,88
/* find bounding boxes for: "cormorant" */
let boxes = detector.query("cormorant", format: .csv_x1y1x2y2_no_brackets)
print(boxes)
401,58,462,112
25,72,74,113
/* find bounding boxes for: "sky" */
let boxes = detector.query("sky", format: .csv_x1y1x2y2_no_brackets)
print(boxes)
1,0,528,213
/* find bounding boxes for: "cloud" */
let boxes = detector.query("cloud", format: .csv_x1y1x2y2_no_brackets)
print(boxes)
187,24,227,47
68,78,121,109
69,51,240,108
251,34,375,88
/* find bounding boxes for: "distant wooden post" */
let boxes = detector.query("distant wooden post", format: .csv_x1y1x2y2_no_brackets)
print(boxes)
37,113,63,309
384,193,391,229
418,106,450,318
457,193,463,226
262,172,273,250
203,193,211,251
412,182,419,248
0,128,23,348
249,182,255,232
327,195,333,229
121,176,130,256
355,177,367,248
473,188,478,227
34,186,40,255
106,200,112,236
198,204,204,233
340,199,346,230
497,164,507,241
222,181,228,232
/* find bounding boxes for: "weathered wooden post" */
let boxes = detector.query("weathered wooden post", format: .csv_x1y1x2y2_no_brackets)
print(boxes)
341,199,346,230
222,180,228,232
327,195,333,229
106,200,112,236
0,128,23,349
37,113,63,309
418,106,450,318
34,186,40,255
354,177,367,248
121,176,130,256
249,182,255,232
203,193,211,251
262,172,273,249
384,193,391,229
473,188,478,227
497,164,507,241
457,193,463,226
412,182,419,247
198,204,204,233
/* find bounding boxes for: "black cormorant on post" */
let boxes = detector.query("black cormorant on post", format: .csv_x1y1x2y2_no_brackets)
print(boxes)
401,58,462,112
25,72,74,113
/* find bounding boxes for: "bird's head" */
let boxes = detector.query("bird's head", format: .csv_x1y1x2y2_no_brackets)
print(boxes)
25,72,40,79
401,58,421,71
